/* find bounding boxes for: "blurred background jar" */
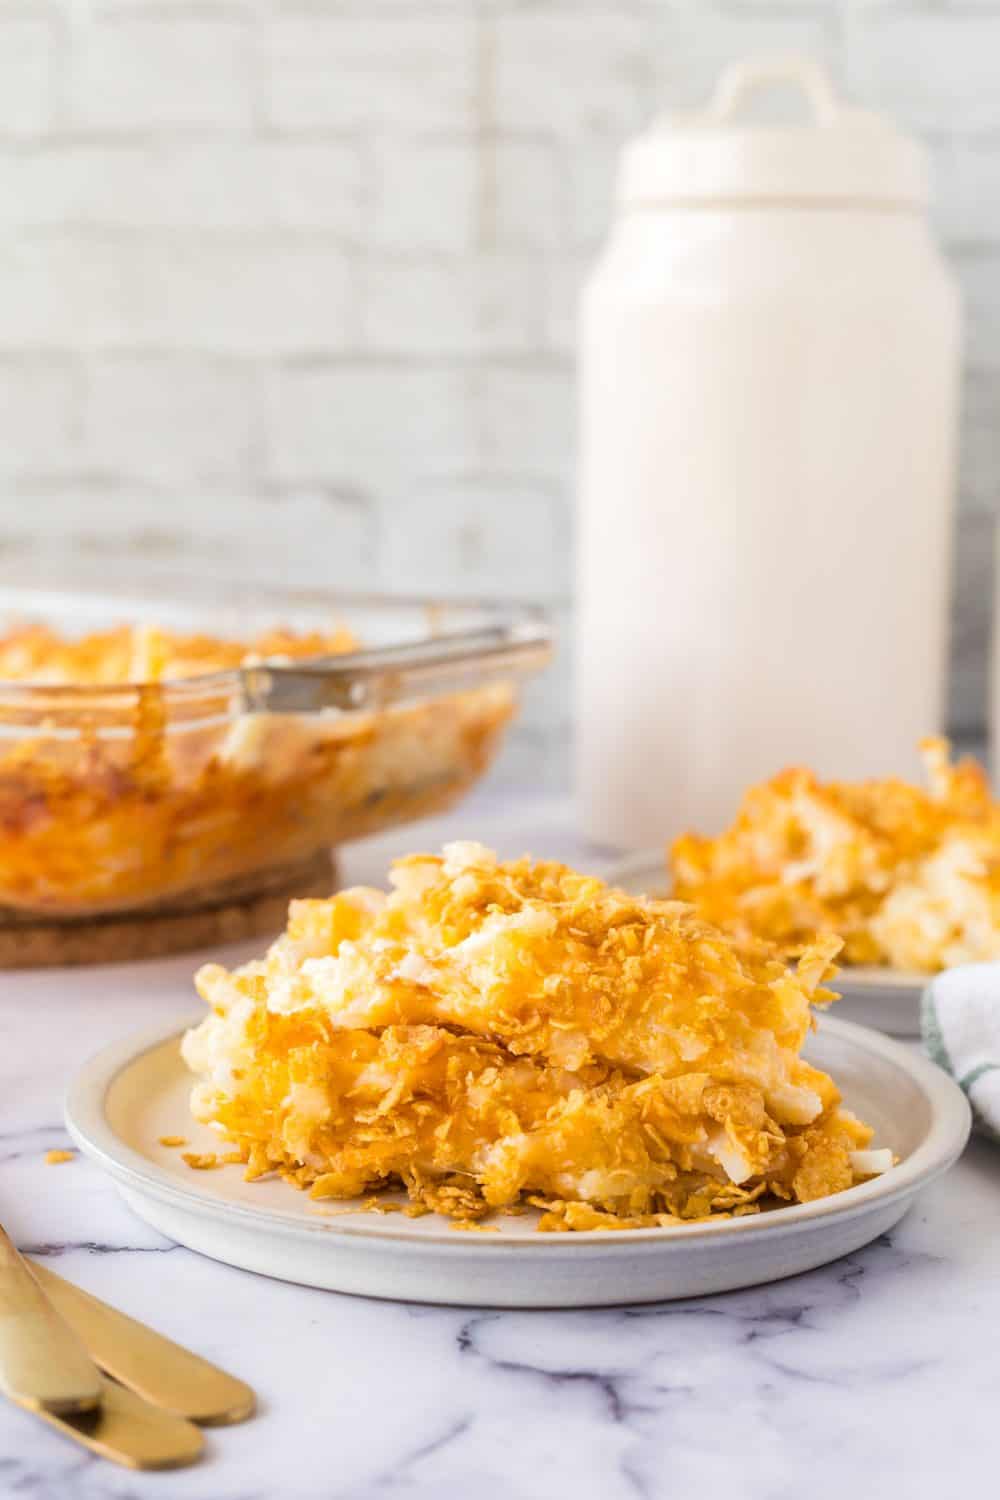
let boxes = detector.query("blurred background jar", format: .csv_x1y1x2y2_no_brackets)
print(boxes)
577,57,962,850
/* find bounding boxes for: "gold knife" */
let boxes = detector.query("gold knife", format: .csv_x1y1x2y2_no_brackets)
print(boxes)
32,1374,204,1470
0,1226,102,1415
28,1260,255,1425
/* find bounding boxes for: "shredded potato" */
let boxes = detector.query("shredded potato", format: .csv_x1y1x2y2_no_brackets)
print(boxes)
181,843,886,1230
671,738,1000,973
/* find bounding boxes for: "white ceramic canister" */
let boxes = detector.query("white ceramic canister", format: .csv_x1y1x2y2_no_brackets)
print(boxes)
991,524,1000,789
577,56,961,849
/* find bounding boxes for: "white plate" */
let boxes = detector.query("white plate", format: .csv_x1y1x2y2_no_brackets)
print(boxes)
606,850,927,1037
65,1013,970,1308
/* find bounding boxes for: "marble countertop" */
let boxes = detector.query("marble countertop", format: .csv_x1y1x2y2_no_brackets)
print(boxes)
2,793,998,1500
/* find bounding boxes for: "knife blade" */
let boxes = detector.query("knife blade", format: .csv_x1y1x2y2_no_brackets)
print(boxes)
28,1259,255,1425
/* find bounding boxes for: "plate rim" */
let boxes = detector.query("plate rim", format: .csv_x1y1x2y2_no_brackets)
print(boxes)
65,1013,971,1253
604,849,930,995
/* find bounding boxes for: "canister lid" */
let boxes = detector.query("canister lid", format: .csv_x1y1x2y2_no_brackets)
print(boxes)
620,56,929,208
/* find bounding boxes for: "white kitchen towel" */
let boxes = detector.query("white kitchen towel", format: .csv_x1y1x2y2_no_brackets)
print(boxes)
923,962,1000,1141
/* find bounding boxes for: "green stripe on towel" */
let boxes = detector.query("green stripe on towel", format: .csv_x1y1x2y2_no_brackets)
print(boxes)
921,986,954,1076
959,1061,1000,1092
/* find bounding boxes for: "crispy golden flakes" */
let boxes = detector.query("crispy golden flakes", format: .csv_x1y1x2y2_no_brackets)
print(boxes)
181,844,887,1230
0,621,359,686
671,738,1000,974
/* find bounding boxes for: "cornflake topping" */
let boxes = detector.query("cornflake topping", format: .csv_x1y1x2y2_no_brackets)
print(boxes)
672,738,1000,973
181,846,889,1230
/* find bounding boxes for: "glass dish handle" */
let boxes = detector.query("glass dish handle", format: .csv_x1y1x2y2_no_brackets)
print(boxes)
239,623,552,716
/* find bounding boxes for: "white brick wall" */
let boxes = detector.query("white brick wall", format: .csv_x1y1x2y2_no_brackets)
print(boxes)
0,141,364,232
846,11,1000,136
371,141,477,255
492,13,652,139
0,355,79,477
67,18,253,133
0,1,998,785
0,19,52,138
264,16,476,134
264,362,474,483
84,357,255,485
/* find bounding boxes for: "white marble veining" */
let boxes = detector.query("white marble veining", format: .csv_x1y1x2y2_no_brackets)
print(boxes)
2,793,998,1499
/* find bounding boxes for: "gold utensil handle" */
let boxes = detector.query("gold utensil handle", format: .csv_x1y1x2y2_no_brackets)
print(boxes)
0,1228,102,1415
29,1260,255,1426
31,1373,204,1470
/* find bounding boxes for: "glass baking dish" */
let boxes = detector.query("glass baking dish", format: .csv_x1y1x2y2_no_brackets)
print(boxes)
0,583,551,919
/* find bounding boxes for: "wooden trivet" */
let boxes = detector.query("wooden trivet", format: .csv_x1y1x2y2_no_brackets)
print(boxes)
0,852,338,969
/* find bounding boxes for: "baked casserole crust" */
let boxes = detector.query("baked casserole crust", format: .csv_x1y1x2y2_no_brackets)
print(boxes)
182,843,889,1231
672,738,1000,973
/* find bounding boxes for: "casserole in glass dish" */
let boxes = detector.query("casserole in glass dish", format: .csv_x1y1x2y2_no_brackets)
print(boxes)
0,584,550,924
